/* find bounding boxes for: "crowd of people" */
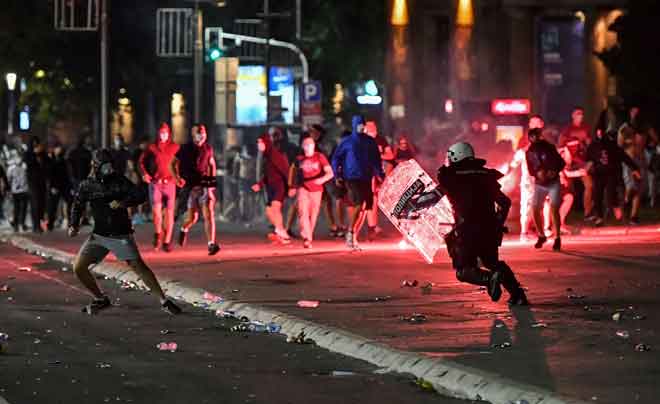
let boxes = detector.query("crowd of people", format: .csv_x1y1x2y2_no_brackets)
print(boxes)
509,105,659,251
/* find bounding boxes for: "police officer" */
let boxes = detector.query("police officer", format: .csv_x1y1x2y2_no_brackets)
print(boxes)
68,149,182,315
400,142,528,305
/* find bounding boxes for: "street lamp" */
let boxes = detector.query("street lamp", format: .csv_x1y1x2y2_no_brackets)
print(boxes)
6,73,17,135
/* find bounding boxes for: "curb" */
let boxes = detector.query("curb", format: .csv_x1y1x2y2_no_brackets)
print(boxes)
3,235,592,404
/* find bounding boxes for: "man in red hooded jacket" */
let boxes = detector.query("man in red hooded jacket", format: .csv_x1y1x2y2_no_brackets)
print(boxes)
139,123,183,252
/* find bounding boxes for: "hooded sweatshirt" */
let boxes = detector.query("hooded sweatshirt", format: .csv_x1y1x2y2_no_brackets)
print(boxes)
139,125,179,181
331,116,384,181
258,134,290,188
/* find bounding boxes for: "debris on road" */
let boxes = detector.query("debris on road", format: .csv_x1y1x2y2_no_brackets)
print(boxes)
203,292,224,303
615,330,630,339
0,284,10,292
634,343,651,352
531,322,548,328
401,280,418,287
415,378,435,392
331,370,356,377
373,296,391,302
230,321,281,334
297,300,320,308
420,283,433,295
568,294,586,300
160,329,173,335
632,314,646,320
156,342,178,352
287,330,314,344
18,267,31,272
401,313,427,324
510,400,530,404
492,342,512,349
612,313,622,322
96,362,112,369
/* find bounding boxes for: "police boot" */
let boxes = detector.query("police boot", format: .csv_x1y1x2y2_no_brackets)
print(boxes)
456,267,502,302
494,261,530,306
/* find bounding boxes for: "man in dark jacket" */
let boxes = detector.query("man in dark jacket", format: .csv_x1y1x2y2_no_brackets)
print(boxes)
47,144,71,231
398,142,528,306
68,149,181,315
331,115,384,249
25,138,50,233
526,128,566,251
586,129,640,226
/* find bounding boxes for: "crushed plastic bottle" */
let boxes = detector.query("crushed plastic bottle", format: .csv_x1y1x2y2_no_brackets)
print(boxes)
615,330,630,339
612,313,622,322
297,300,320,308
401,313,427,323
156,342,178,352
401,280,418,288
216,309,237,319
203,292,224,303
634,343,651,352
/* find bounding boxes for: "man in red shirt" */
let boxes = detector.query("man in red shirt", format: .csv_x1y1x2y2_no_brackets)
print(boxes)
139,123,182,252
174,124,220,255
288,135,334,248
558,107,594,220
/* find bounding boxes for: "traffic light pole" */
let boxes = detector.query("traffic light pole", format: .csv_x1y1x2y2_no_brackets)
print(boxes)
100,0,109,148
194,2,203,123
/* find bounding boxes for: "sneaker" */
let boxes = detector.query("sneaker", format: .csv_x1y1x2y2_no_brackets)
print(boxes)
162,299,182,315
584,215,597,222
178,230,188,247
507,288,530,306
629,217,640,225
153,232,162,250
207,243,221,256
303,239,312,249
336,227,346,238
534,235,547,249
552,237,561,252
593,218,605,227
488,271,502,302
82,296,112,315
345,231,360,250
163,243,173,253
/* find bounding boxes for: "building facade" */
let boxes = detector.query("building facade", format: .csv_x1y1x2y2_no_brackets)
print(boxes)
385,0,627,142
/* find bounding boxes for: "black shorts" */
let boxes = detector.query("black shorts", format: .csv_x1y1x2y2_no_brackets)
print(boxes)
265,182,286,206
326,180,347,200
346,179,373,209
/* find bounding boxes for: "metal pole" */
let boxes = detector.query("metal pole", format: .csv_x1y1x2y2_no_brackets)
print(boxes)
194,2,203,123
263,0,271,125
100,0,108,148
296,0,301,41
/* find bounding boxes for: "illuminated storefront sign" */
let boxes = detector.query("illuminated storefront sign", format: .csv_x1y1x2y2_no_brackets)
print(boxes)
491,99,531,115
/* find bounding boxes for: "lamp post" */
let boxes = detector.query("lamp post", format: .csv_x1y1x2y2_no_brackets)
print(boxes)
6,73,17,135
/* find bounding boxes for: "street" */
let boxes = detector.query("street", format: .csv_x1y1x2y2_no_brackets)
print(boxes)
0,243,468,404
2,225,660,403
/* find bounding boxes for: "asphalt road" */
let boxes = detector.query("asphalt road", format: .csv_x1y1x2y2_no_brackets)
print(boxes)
0,244,470,404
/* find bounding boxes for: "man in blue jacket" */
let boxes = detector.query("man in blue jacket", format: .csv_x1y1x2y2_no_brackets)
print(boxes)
331,116,384,249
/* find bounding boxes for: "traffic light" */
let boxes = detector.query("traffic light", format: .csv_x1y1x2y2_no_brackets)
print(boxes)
208,46,224,62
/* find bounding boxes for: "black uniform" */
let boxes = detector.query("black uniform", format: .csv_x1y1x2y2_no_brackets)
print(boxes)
402,158,527,304
25,145,50,233
46,152,72,231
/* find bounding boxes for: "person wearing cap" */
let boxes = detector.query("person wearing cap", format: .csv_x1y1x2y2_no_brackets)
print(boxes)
139,123,182,252
173,124,221,255
68,149,182,315
398,142,528,306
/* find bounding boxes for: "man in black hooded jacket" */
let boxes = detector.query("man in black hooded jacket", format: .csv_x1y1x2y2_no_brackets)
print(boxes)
399,142,528,305
68,149,182,315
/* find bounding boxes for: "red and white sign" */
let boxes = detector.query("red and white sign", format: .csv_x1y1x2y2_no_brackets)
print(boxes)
491,99,531,115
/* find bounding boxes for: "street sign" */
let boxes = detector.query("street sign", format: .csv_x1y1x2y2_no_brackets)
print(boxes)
301,81,322,126
156,8,194,57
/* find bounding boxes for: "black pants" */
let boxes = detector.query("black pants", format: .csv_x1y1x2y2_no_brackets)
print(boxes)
446,228,520,294
47,189,70,231
593,173,621,219
12,193,29,231
30,187,47,232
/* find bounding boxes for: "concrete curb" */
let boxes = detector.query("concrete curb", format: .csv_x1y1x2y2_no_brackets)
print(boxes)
3,235,592,404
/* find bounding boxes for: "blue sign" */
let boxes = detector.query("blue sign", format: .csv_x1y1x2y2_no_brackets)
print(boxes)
302,81,322,103
269,67,294,92
19,107,30,131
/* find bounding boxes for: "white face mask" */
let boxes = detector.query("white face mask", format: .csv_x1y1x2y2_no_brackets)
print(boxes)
303,144,315,157
99,162,114,176
194,133,205,144
159,133,169,142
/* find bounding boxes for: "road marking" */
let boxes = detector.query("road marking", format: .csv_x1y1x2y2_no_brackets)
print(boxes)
0,257,90,297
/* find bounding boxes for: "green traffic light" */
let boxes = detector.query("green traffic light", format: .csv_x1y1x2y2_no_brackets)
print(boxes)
209,48,223,61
